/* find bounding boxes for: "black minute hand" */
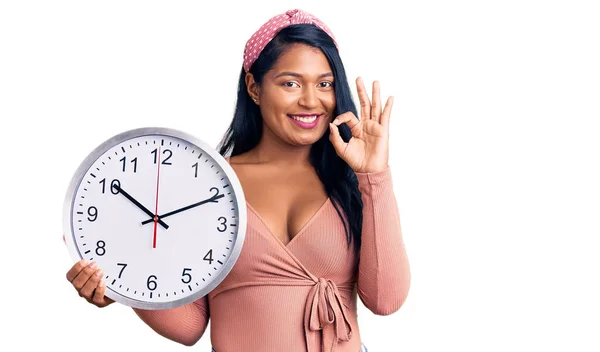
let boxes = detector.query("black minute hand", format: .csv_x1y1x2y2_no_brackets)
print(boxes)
113,184,169,229
141,194,224,225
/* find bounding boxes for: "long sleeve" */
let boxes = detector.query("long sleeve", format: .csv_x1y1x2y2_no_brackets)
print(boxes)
356,166,411,315
133,295,210,346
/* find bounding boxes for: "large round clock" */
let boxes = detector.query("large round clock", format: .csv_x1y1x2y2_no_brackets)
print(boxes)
63,127,247,310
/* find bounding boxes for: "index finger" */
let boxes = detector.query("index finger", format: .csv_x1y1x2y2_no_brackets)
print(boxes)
66,259,89,282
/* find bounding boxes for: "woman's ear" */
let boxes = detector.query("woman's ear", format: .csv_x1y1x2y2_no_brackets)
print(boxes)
245,72,260,104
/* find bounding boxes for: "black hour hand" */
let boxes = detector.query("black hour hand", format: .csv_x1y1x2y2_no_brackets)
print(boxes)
112,184,169,229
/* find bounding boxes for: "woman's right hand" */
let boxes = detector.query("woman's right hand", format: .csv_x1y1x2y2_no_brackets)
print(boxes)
66,259,114,308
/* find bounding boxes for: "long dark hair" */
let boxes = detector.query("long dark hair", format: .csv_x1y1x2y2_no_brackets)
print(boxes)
216,24,363,252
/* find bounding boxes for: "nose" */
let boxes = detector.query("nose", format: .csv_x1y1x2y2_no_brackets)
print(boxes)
298,86,318,109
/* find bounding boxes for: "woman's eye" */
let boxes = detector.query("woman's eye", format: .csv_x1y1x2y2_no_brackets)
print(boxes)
283,81,300,88
320,81,333,88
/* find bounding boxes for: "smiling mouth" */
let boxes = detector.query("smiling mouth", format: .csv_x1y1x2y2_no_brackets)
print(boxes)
287,114,321,123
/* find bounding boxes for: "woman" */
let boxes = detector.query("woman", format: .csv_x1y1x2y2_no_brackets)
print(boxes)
65,9,411,352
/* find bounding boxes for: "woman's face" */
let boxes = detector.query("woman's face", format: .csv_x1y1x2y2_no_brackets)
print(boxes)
249,43,336,146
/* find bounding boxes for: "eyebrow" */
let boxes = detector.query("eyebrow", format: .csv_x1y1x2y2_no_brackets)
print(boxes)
273,72,334,79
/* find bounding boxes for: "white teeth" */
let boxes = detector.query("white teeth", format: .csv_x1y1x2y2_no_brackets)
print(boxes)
290,115,318,123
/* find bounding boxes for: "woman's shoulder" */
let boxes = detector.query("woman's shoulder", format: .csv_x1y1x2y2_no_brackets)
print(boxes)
225,153,260,180
226,152,254,165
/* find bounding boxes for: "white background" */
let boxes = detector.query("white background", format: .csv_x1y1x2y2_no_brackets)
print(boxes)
1,0,599,351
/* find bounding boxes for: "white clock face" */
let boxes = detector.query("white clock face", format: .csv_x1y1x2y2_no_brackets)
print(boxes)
63,128,246,310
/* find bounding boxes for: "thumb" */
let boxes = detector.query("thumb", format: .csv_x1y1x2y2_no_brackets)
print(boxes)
329,123,347,157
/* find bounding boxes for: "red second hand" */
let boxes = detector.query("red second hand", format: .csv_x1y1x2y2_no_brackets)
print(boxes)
153,146,161,248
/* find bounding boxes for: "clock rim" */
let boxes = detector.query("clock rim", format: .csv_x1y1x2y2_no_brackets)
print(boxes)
62,126,247,310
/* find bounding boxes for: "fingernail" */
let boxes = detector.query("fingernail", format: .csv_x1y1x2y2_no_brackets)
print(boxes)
96,270,103,277
99,280,105,287
89,262,97,269
333,119,339,125
80,259,88,266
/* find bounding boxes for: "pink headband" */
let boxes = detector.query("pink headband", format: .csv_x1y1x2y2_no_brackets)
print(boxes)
242,9,338,73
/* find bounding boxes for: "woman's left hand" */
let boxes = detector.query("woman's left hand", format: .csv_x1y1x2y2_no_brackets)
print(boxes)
329,77,394,173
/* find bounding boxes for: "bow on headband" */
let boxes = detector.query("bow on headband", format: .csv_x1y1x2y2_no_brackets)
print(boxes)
242,9,338,72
